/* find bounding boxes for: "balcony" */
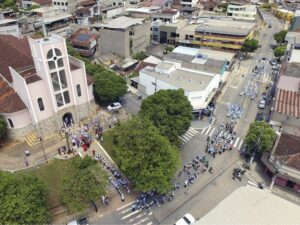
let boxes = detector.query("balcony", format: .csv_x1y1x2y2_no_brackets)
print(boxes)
193,40,241,49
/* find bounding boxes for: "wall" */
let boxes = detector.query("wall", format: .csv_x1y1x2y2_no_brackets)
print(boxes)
100,29,127,57
27,80,55,122
131,21,151,55
270,111,300,128
104,7,124,19
2,110,32,130
0,24,21,38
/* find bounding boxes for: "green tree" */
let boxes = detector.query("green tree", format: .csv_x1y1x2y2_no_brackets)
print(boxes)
0,172,50,225
62,157,107,213
0,115,7,139
274,45,286,57
93,70,127,103
113,117,180,193
139,89,193,142
241,39,259,54
274,30,288,44
133,51,147,60
245,121,277,153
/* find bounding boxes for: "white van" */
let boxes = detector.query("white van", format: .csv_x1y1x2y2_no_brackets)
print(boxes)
174,213,195,225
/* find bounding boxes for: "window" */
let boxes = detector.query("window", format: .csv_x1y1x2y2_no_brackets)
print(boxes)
8,119,14,128
47,49,53,59
55,93,64,107
65,2,68,6
54,1,56,4
170,32,176,38
59,70,67,88
63,91,70,104
57,58,64,67
76,84,82,97
37,98,45,111
153,28,158,32
51,72,60,91
48,60,55,70
54,48,62,56
61,2,64,5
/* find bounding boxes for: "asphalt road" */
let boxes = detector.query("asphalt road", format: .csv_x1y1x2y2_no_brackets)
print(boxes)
93,12,282,225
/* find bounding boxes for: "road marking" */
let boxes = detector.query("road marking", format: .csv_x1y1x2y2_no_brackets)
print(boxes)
203,127,211,135
183,132,193,139
120,207,132,214
133,217,149,225
237,139,243,150
128,213,143,223
121,210,140,220
180,135,190,142
179,136,187,143
247,180,257,186
189,127,198,135
208,127,216,137
146,222,153,225
116,201,135,211
233,137,240,148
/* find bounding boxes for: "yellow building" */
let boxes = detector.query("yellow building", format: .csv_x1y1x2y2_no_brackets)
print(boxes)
272,8,294,22
193,18,256,50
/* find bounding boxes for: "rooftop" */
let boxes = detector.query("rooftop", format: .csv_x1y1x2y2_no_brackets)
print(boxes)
195,18,255,36
195,186,300,225
273,132,300,170
274,88,300,118
94,16,145,29
141,66,214,92
281,62,300,78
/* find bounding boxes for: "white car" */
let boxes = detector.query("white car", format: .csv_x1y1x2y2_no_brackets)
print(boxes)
107,102,122,111
174,213,195,225
258,99,266,109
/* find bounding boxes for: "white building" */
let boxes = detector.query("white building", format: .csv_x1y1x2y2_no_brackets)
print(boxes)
0,34,94,139
52,0,80,13
75,0,101,25
139,61,220,110
180,0,198,8
0,12,21,38
227,3,257,21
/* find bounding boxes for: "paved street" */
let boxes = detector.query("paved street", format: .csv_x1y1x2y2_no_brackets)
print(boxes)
92,12,286,225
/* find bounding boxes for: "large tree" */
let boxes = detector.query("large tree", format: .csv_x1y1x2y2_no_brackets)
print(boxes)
93,70,127,104
274,45,286,57
139,89,193,142
62,157,107,213
274,30,288,45
241,39,259,54
113,117,180,193
245,121,277,153
0,172,50,225
0,115,7,139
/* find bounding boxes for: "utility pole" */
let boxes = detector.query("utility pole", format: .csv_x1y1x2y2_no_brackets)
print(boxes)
39,136,48,163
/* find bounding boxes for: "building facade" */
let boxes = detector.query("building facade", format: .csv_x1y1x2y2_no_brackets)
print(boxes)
0,34,94,139
226,3,257,21
75,0,101,25
0,12,21,38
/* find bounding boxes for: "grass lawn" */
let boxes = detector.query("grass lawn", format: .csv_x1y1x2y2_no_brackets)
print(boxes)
102,129,120,165
30,158,75,209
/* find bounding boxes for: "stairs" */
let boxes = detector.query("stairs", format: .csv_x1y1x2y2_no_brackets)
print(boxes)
25,132,39,147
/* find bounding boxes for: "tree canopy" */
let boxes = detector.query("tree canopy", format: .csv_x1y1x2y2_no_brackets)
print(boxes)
139,89,193,142
274,30,288,44
0,172,50,225
0,115,7,139
245,121,277,153
93,70,127,104
62,157,107,213
274,45,286,57
241,39,259,53
113,117,180,193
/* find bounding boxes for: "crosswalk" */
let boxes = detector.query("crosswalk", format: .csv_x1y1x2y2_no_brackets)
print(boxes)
179,127,199,144
116,201,154,225
200,126,244,150
255,72,272,83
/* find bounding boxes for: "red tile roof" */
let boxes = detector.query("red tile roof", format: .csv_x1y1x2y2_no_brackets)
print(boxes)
18,67,42,84
0,77,26,113
274,89,300,118
0,35,34,83
32,0,52,5
274,132,300,170
81,0,96,6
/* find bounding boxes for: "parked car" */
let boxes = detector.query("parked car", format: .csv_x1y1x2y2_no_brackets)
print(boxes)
67,217,88,225
270,60,277,66
107,102,122,111
255,111,264,121
174,213,195,225
261,92,267,100
258,99,266,109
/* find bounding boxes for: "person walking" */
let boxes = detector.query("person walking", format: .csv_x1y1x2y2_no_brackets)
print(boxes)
25,149,30,157
92,149,95,157
25,158,29,167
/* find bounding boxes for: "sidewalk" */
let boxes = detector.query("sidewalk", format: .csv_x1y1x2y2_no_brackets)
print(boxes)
191,117,211,130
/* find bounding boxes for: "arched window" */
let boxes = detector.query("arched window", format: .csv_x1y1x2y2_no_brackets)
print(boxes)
8,119,14,128
54,48,62,56
47,49,53,59
76,84,81,97
37,98,45,111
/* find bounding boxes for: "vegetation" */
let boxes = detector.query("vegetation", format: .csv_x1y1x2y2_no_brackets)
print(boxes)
260,3,277,10
274,45,286,57
164,45,174,54
133,51,147,61
0,115,7,139
245,121,277,153
62,157,107,213
94,70,127,104
0,172,50,225
112,117,180,193
274,30,288,45
139,89,193,143
241,39,259,54
129,71,139,78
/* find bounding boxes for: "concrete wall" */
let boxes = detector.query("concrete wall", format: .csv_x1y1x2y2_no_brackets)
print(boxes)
270,111,300,128
99,29,127,57
131,21,151,55
2,110,32,130
0,24,21,38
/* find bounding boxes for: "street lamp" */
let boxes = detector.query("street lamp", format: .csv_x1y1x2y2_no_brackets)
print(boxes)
39,136,48,163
